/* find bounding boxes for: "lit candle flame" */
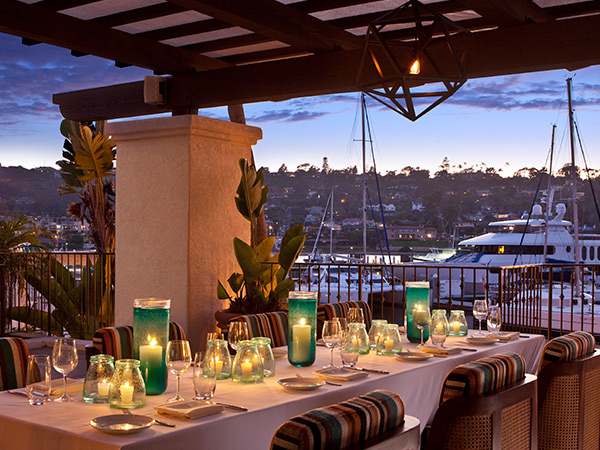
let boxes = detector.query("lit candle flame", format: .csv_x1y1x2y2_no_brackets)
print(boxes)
300,318,306,326
149,337,157,346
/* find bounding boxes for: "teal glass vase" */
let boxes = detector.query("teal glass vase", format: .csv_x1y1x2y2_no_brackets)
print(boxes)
287,291,317,367
133,298,170,395
405,282,430,343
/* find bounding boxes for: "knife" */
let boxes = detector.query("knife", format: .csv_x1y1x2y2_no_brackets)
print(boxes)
459,347,478,352
210,401,248,412
343,366,389,374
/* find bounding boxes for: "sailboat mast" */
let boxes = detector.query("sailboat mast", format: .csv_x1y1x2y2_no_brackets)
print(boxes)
330,190,334,256
543,124,556,262
361,93,367,261
567,78,580,269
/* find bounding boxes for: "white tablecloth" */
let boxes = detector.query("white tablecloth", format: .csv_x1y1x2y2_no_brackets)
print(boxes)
0,333,545,450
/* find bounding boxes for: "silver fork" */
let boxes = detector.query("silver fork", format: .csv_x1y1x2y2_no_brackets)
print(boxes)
122,408,175,428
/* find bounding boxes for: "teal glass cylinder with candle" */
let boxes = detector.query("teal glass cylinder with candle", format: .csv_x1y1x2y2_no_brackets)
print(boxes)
287,291,317,367
133,298,170,395
405,282,430,343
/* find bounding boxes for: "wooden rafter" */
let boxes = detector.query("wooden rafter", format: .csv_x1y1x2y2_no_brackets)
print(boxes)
0,0,231,74
54,12,600,121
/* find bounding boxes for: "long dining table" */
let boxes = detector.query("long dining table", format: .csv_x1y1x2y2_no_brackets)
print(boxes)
0,332,545,450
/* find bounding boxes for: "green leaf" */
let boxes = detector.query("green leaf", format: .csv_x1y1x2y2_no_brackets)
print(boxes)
233,238,261,280
227,272,244,294
255,236,274,262
274,278,295,299
217,281,232,300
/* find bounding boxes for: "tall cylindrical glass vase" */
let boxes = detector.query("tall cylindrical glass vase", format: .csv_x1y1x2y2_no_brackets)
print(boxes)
133,298,170,395
287,291,317,367
405,282,430,343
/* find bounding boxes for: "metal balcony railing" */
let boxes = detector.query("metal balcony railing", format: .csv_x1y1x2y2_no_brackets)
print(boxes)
0,252,114,339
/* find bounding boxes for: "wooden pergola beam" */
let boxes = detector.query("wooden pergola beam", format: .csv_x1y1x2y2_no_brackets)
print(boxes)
0,0,230,74
54,13,600,121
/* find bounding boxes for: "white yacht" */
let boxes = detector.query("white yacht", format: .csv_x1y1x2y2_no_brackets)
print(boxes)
447,203,600,266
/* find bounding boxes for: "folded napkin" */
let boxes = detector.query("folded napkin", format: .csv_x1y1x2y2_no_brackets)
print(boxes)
312,367,368,382
51,378,83,396
154,400,223,420
489,331,520,341
420,345,462,355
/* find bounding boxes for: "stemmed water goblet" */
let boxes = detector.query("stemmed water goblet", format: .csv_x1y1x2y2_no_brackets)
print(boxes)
473,299,489,335
228,322,249,352
487,305,502,333
322,320,341,368
412,307,431,347
347,308,364,324
52,338,78,402
166,340,192,402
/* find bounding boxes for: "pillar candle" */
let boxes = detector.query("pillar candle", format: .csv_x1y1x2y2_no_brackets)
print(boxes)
97,380,110,398
384,339,394,352
453,321,461,334
120,382,134,403
292,319,311,362
140,338,163,392
241,360,252,378
215,357,223,378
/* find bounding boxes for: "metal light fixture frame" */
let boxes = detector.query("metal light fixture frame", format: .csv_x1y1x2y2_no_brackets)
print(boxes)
356,0,471,121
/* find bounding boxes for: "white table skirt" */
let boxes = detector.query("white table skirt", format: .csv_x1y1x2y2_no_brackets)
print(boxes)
0,333,545,450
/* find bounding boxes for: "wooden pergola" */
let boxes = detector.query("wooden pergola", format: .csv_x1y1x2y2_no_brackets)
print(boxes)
2,0,600,121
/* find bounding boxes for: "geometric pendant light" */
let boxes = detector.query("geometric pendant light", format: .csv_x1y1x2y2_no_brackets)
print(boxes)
356,0,471,121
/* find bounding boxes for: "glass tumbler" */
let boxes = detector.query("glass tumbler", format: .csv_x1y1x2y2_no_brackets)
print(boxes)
26,355,51,406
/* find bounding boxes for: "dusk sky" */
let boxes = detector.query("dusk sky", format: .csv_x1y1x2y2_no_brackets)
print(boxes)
1,32,600,176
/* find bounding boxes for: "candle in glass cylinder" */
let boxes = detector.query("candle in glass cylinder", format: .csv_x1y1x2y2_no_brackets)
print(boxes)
139,337,164,393
384,339,394,352
293,318,311,362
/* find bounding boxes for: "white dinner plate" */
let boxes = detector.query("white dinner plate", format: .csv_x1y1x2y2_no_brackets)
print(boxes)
395,351,432,361
466,336,499,345
272,348,287,359
278,377,325,390
90,414,154,435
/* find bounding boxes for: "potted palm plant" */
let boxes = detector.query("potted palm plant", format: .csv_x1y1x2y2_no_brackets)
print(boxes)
215,158,306,324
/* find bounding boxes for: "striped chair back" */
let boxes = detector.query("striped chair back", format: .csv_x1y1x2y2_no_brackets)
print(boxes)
270,390,406,450
424,352,536,450
537,331,600,450
439,352,526,404
317,301,372,338
232,312,289,348
93,325,134,360
92,322,187,360
537,330,595,372
0,337,30,391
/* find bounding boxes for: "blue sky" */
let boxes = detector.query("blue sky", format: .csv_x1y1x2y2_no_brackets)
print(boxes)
1,32,600,176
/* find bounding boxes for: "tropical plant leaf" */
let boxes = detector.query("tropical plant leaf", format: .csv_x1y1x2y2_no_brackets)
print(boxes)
274,278,295,298
233,238,261,280
217,280,232,300
10,307,64,336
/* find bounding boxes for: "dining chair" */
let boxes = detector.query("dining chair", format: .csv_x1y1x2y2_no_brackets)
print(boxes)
424,352,537,450
270,389,420,450
86,322,188,364
0,337,30,391
229,311,289,348
316,300,373,338
536,330,600,450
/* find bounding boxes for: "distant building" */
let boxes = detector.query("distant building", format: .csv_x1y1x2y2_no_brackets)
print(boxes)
386,225,438,240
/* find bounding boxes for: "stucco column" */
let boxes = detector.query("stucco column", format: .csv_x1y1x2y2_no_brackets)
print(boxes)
107,115,261,351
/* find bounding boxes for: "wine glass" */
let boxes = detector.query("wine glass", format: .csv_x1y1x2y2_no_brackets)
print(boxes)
166,340,192,402
322,320,341,368
412,307,431,347
52,338,78,402
347,308,364,324
487,305,502,333
193,352,216,401
228,322,249,352
473,299,489,335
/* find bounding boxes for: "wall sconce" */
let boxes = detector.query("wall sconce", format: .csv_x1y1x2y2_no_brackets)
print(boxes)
356,0,471,121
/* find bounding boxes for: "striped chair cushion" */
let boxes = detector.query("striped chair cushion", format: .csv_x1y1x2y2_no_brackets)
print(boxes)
93,322,188,360
270,389,405,450
0,337,30,391
439,352,526,405
537,330,596,372
233,312,289,348
317,301,372,338
93,326,134,360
